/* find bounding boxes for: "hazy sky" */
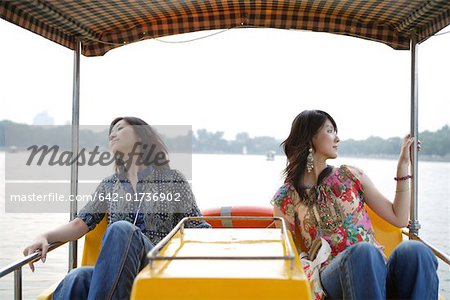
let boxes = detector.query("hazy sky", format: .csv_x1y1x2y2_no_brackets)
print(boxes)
1,19,449,141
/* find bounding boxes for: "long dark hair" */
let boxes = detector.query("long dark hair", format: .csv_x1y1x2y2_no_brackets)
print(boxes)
109,117,170,173
281,110,337,200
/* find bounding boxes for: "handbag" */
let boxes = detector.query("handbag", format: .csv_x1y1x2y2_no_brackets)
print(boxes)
299,237,331,300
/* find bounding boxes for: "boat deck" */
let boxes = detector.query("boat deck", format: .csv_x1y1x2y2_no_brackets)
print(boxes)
131,228,311,299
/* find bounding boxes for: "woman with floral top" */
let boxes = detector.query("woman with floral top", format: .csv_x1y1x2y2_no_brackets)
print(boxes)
23,117,210,300
272,110,438,300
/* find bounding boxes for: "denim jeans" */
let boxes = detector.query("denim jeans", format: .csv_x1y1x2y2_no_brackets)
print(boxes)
53,221,154,300
319,241,439,299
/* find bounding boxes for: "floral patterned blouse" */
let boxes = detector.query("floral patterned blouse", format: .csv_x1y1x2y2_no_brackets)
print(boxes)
271,165,385,270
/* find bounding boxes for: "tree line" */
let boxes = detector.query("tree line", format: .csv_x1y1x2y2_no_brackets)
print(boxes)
191,126,450,160
1,120,449,160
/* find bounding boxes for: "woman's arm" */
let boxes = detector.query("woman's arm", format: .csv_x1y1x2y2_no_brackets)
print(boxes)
273,206,303,253
273,205,286,229
22,179,109,271
350,135,419,228
22,217,89,272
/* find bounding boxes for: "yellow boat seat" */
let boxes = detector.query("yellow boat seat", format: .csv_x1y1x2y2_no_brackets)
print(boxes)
80,214,108,266
364,205,404,258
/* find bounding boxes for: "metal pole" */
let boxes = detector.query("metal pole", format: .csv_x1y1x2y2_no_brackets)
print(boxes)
69,38,81,270
409,30,421,236
14,268,21,300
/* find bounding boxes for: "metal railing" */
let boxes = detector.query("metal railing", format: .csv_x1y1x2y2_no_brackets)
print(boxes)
147,216,296,269
0,242,65,300
402,229,450,265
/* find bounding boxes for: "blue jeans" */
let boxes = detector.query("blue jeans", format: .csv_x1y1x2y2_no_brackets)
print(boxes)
53,221,154,300
320,241,439,299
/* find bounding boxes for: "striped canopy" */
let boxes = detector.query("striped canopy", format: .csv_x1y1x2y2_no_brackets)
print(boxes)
1,0,449,56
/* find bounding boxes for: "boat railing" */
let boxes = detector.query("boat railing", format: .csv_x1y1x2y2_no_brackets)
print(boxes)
0,242,65,300
147,216,297,270
401,229,450,265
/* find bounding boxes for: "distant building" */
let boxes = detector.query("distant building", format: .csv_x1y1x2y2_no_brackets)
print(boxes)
33,111,54,125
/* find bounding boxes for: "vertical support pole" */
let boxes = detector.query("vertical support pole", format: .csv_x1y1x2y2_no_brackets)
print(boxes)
69,39,81,270
409,30,421,236
14,268,22,300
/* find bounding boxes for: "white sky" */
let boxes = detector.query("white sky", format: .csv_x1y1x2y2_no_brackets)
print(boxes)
0,19,449,141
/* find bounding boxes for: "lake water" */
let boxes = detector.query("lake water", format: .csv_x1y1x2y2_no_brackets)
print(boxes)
1,153,449,299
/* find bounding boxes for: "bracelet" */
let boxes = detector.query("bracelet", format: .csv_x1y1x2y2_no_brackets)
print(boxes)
394,175,412,181
395,189,410,193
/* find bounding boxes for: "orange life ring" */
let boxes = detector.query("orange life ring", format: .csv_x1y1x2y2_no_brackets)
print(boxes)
201,206,276,228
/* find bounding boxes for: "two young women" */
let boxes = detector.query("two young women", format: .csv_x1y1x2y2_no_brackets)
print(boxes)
25,112,439,299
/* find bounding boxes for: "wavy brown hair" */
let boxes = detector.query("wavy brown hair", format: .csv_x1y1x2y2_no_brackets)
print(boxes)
109,117,170,173
281,110,337,200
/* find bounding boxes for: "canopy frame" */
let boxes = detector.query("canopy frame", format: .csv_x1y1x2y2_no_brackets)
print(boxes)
409,30,421,236
69,39,81,270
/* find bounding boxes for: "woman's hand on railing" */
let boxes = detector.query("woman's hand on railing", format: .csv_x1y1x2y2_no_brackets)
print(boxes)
398,134,421,167
22,235,49,272
20,218,89,272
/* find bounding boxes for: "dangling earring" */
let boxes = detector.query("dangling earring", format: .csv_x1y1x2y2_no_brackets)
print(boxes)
307,147,314,173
